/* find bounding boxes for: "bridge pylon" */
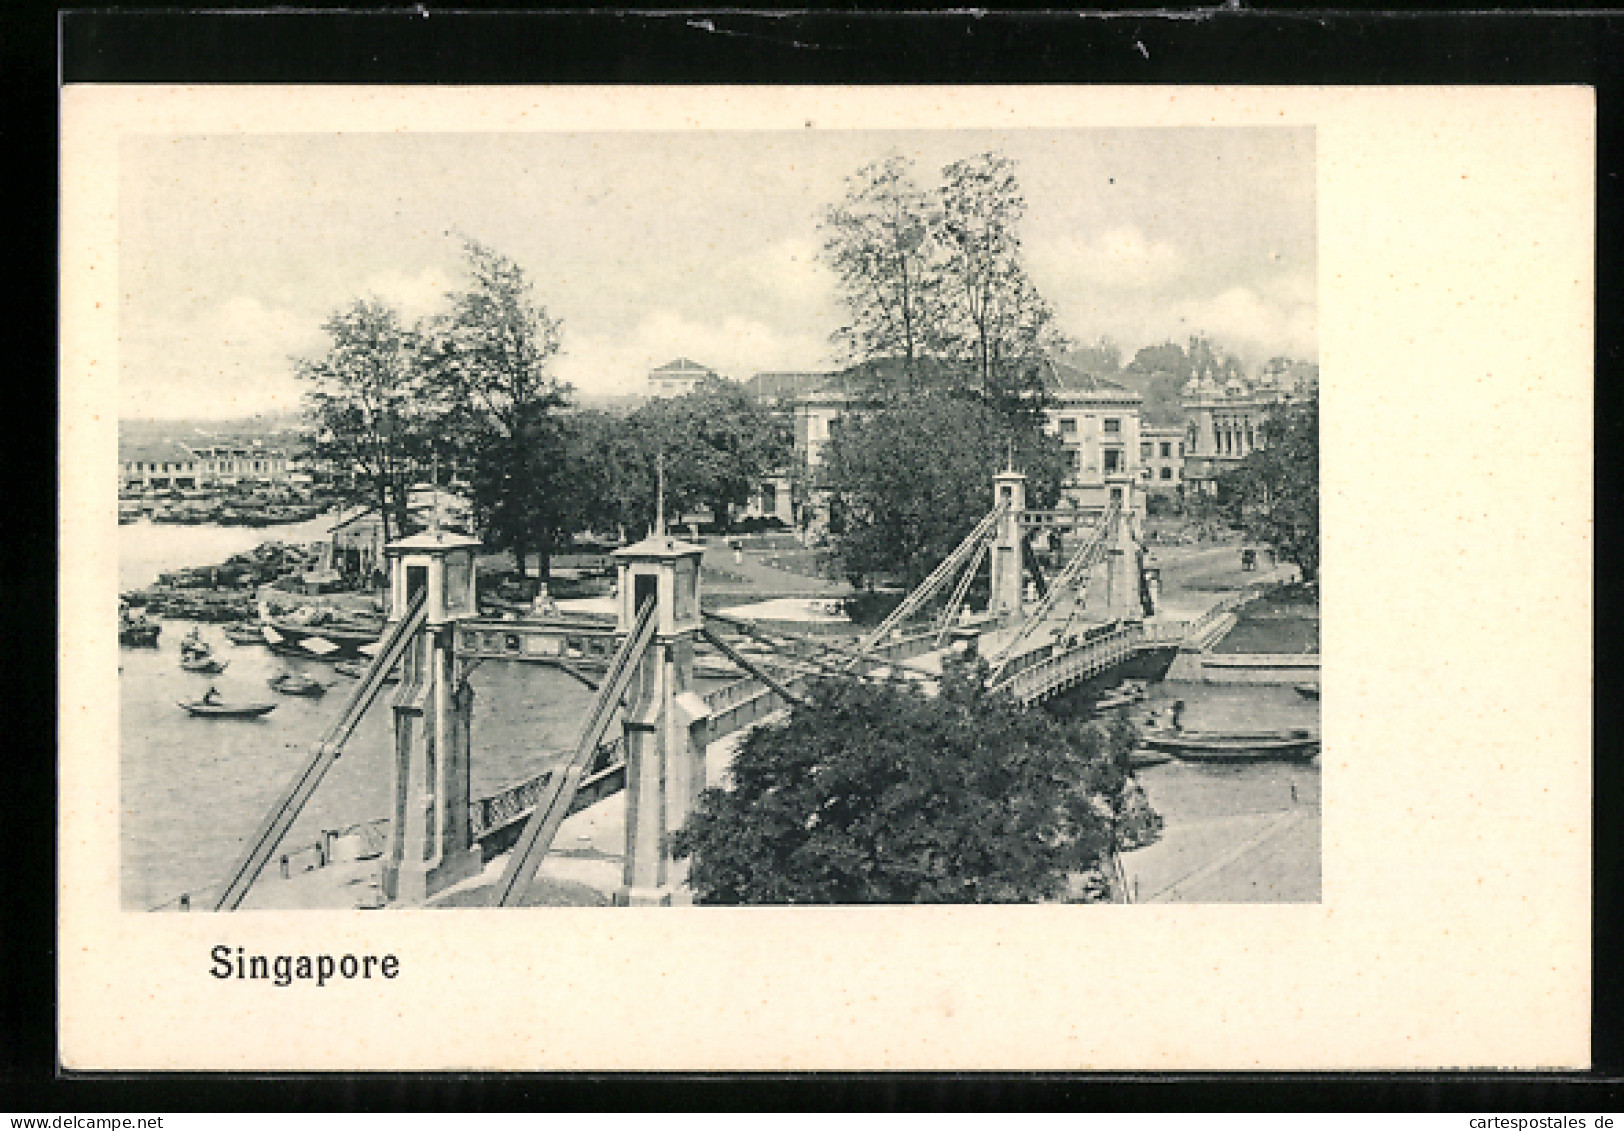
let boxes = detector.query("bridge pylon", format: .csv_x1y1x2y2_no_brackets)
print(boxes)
380,530,484,905
611,532,712,906
1102,472,1140,618
989,466,1028,620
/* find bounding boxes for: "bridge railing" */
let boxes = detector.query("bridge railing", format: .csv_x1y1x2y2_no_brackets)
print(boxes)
990,623,1142,704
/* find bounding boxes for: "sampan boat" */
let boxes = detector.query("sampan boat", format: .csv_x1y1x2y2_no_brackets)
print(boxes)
177,699,277,718
1141,728,1320,763
180,656,229,674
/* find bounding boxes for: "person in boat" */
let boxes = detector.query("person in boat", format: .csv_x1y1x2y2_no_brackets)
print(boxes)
1170,699,1185,732
203,685,221,706
532,583,559,618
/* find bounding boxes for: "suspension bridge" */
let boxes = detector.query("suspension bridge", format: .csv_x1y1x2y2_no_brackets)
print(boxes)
197,467,1240,911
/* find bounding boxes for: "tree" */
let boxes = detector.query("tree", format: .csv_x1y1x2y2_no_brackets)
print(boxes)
817,393,1068,588
628,377,792,533
670,666,1146,904
421,238,571,579
819,154,946,398
559,409,655,541
1218,394,1319,582
295,298,428,544
934,153,1066,420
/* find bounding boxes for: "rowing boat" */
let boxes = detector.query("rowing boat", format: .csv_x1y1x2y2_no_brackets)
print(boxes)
177,699,277,718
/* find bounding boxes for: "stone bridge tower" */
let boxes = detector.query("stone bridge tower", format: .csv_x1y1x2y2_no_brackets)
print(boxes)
380,530,483,904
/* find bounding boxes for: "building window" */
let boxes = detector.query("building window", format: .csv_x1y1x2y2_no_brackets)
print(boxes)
760,483,776,513
1160,467,1173,480
1103,448,1122,474
1103,418,1121,435
1067,449,1082,472
1059,418,1077,435
1140,442,1152,460
1160,442,1172,459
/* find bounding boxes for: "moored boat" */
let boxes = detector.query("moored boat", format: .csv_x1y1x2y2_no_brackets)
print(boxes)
180,656,229,674
178,699,276,718
1294,683,1320,700
333,659,399,683
224,622,267,645
119,617,161,646
268,671,327,696
179,627,212,661
1141,728,1320,763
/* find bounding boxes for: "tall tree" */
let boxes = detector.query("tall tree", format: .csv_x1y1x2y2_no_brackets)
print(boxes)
295,298,426,543
629,377,792,534
817,393,1068,588
934,153,1066,418
421,238,571,579
818,154,945,399
670,667,1146,904
1218,395,1319,582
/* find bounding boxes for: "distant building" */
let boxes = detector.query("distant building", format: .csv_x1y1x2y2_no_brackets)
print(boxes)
1039,360,1146,513
1179,364,1311,495
647,357,716,398
188,443,290,488
745,370,838,405
120,440,204,492
1140,425,1186,493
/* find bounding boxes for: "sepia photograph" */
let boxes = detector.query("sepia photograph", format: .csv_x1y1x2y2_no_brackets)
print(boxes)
60,84,1590,1072
114,127,1319,914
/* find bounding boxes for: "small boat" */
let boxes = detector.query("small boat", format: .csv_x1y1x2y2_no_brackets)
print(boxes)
1128,747,1174,768
1091,679,1150,714
224,622,267,645
180,656,229,674
179,628,212,661
1294,683,1321,700
268,671,327,697
334,659,399,683
1142,728,1320,763
178,699,277,718
119,619,161,646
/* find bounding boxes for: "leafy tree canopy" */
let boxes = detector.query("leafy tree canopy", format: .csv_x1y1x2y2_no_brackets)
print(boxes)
420,238,572,577
295,297,433,543
628,376,792,533
671,667,1143,904
1218,395,1319,582
817,393,1068,588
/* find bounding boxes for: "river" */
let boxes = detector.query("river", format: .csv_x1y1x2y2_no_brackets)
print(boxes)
119,521,1319,909
119,518,624,910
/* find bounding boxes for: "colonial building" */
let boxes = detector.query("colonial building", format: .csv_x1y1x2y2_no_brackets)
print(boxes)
1140,425,1186,494
120,441,204,492
647,357,716,398
188,443,290,488
1179,364,1312,495
1039,361,1146,514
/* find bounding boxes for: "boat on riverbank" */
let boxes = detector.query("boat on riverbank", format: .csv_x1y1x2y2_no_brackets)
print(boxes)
1142,728,1319,763
119,607,161,646
177,698,276,718
268,671,327,697
224,622,267,645
1294,683,1320,700
333,659,399,682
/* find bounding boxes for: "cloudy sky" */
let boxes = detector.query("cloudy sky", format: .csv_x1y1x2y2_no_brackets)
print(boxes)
118,127,1315,419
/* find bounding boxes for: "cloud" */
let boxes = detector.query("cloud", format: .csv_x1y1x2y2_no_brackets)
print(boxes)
1168,285,1318,362
1028,224,1188,298
358,265,459,321
554,309,836,397
121,295,321,419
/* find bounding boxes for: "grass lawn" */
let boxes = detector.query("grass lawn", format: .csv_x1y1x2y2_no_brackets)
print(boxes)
1212,584,1320,655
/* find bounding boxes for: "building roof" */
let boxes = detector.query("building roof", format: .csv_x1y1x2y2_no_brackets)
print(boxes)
1044,359,1139,398
746,371,837,400
650,358,714,376
119,440,198,465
